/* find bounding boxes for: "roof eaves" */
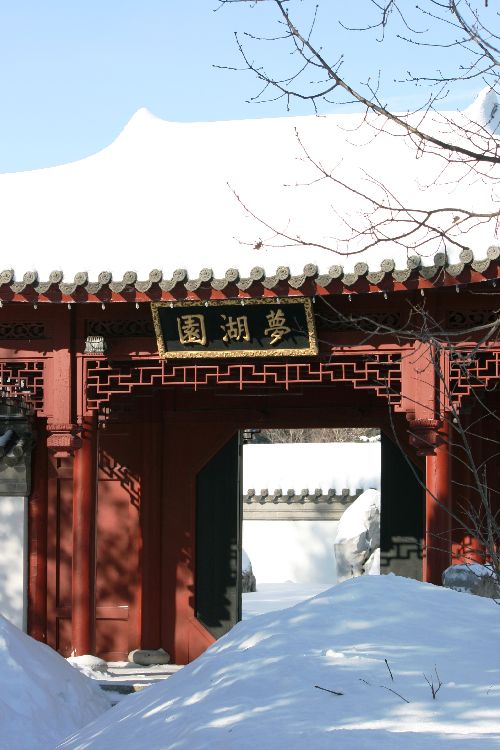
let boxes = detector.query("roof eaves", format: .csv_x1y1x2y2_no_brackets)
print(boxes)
0,247,498,302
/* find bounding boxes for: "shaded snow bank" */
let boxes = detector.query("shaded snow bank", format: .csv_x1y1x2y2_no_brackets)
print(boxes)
58,576,500,749
0,614,110,750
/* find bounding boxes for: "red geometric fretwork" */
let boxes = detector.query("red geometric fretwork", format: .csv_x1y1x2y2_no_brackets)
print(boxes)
85,354,402,412
0,360,44,412
449,349,500,407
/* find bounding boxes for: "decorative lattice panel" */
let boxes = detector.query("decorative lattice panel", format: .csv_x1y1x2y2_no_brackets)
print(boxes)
449,349,500,406
85,354,402,412
0,322,46,339
86,319,154,338
447,310,498,331
319,311,403,332
0,361,44,412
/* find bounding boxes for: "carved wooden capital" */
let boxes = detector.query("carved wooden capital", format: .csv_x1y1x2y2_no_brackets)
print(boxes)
407,418,444,456
46,423,81,457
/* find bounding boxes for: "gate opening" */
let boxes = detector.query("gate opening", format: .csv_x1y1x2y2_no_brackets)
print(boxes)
242,428,380,601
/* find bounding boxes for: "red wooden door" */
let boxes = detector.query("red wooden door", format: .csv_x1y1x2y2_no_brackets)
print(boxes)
95,423,142,660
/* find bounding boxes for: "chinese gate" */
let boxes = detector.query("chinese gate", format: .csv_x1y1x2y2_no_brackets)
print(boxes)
0,280,496,664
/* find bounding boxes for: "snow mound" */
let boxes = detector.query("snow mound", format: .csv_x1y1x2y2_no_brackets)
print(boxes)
0,615,110,750
57,576,500,749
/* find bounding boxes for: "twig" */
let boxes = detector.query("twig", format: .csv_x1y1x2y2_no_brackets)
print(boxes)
314,685,344,696
385,658,394,682
359,677,410,703
380,685,410,703
423,667,443,699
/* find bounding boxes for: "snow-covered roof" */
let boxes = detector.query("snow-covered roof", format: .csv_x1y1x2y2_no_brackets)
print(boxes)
0,89,499,294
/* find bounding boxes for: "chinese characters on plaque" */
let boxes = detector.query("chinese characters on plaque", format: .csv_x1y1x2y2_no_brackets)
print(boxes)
263,308,291,345
177,314,207,346
151,298,317,359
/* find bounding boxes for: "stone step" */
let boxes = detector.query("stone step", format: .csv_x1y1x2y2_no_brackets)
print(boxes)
96,663,183,704
100,683,148,695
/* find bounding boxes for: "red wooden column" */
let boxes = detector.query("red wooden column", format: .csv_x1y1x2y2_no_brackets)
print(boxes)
71,415,97,656
466,421,487,564
423,419,451,585
28,422,48,641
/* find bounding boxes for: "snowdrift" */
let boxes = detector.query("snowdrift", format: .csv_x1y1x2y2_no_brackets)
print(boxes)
0,615,110,750
58,575,500,749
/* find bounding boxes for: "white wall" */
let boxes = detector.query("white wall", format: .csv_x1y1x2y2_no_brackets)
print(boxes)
243,520,339,584
0,496,27,629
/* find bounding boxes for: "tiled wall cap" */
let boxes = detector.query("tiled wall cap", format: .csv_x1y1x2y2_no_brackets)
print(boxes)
224,268,239,282
98,271,112,285
380,258,396,273
149,269,163,283
406,256,421,270
122,271,138,285
199,268,214,283
74,272,88,286
328,265,343,279
354,262,369,276
459,248,474,263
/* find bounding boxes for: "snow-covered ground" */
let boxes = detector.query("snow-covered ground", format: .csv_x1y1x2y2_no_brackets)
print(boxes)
57,575,500,749
242,582,331,618
0,614,110,750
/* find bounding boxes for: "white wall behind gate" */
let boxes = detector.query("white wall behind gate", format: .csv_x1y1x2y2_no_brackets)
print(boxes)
243,520,339,584
0,496,27,629
242,442,380,585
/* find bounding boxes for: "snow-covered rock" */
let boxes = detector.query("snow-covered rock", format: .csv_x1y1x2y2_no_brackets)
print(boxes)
67,654,109,677
334,488,380,582
443,562,500,599
0,614,110,750
242,548,256,593
56,575,500,749
128,648,170,666
364,546,380,576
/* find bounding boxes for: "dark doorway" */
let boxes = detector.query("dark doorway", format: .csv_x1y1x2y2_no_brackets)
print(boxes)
195,432,243,639
380,431,424,579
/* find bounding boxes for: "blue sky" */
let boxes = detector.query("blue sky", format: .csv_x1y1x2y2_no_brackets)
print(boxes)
0,1,482,172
